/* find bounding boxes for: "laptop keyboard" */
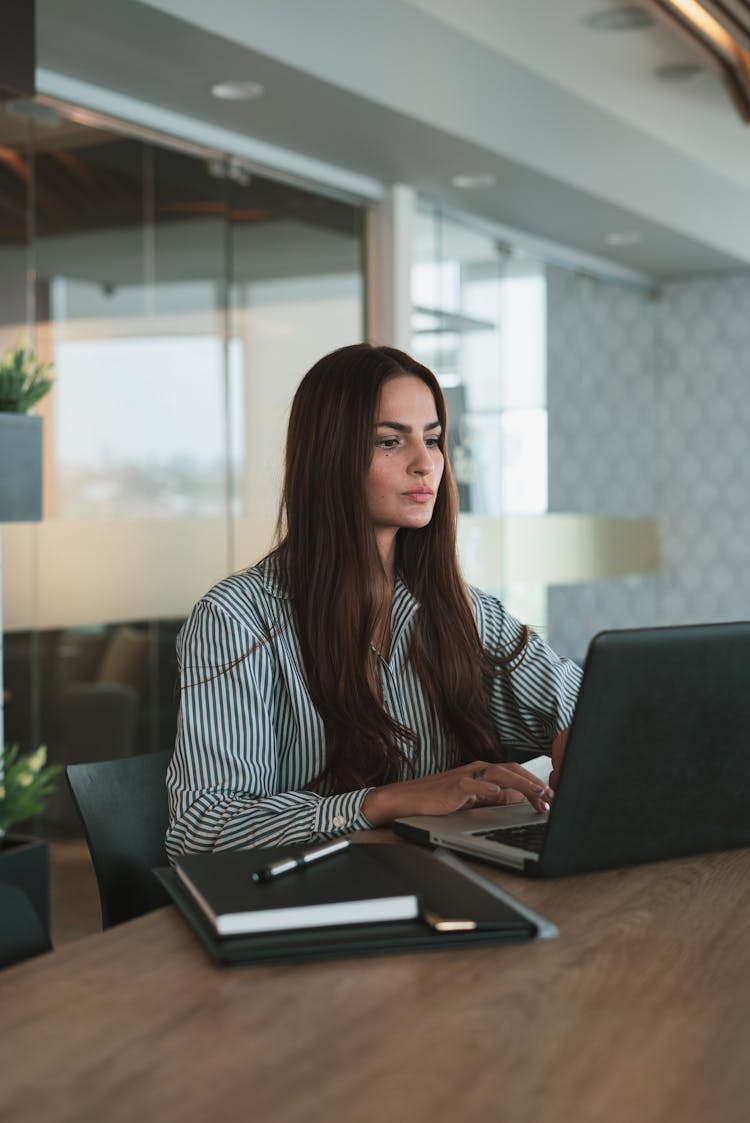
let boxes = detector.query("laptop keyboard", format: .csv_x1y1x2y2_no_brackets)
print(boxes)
475,821,548,853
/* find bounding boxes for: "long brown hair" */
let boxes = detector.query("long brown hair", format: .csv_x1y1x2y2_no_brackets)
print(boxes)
271,342,526,792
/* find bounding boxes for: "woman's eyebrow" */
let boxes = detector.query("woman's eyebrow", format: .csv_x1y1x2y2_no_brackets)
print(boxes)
375,420,441,432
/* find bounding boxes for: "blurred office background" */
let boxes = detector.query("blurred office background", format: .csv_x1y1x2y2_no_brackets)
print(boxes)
2,1,750,839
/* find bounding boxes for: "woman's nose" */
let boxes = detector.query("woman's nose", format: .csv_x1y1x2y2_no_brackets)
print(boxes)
410,445,433,474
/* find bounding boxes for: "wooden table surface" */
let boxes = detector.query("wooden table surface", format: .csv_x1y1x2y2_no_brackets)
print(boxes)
2,838,750,1123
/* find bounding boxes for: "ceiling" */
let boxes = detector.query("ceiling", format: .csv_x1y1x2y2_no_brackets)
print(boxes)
33,0,750,280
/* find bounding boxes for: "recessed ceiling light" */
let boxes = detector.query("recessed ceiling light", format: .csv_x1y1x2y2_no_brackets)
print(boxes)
654,61,704,82
606,230,643,246
210,80,265,101
581,7,655,31
451,172,497,189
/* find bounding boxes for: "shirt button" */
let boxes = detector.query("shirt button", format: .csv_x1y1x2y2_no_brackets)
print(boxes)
333,815,346,829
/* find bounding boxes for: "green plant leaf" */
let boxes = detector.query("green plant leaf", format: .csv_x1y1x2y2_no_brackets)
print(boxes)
0,343,55,414
1,743,62,832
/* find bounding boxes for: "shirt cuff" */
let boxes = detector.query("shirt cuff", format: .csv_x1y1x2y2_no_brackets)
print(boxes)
312,788,375,836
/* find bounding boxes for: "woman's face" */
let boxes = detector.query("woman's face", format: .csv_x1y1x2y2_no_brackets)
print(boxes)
365,375,445,556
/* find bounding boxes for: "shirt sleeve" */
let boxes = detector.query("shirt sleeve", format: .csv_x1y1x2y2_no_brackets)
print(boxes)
165,598,374,862
471,588,583,755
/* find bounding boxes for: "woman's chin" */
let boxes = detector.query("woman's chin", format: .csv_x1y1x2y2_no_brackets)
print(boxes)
401,509,435,530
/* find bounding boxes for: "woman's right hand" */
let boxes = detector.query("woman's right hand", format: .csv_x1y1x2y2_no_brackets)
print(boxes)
362,760,552,827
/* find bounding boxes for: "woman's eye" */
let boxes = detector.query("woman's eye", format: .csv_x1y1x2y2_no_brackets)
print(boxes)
377,438,400,450
425,437,441,449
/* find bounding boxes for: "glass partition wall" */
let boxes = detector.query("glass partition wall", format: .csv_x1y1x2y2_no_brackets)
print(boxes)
412,204,548,628
412,203,662,662
0,99,365,835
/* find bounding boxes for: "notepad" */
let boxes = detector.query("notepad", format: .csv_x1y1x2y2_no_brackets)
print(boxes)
157,844,555,967
174,844,419,936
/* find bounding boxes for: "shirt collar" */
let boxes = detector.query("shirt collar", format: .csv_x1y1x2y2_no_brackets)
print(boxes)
259,553,291,599
390,576,420,656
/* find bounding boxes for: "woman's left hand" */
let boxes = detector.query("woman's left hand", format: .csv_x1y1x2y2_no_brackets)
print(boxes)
549,729,569,790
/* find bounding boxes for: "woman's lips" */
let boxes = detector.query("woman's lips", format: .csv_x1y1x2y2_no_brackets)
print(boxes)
403,489,434,503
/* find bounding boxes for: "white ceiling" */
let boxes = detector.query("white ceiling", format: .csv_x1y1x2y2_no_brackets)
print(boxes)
407,0,750,192
34,0,750,279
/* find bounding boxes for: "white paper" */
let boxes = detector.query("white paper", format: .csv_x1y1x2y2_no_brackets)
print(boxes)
518,754,553,785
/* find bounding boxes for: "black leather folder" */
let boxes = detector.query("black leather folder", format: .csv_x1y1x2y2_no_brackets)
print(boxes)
154,842,556,967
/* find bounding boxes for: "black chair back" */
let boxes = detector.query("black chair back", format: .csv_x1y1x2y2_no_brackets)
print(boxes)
66,749,171,928
0,882,52,968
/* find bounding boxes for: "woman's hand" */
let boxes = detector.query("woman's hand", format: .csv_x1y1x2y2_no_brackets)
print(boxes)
362,760,553,827
549,729,569,791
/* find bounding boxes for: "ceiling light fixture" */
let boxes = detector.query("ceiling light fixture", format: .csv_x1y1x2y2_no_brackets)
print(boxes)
451,172,497,189
210,80,265,101
643,1,750,121
580,6,656,31
653,60,705,79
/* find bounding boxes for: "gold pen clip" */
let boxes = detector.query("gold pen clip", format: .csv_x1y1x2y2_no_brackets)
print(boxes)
423,910,477,933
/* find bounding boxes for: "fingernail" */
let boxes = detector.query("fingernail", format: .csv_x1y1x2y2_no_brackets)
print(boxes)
533,786,545,794
540,801,550,813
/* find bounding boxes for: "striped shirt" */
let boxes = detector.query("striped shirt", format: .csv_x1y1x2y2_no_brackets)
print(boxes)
165,556,583,861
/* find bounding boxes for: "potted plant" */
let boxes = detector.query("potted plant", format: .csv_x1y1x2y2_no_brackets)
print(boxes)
0,341,54,521
0,344,56,948
0,342,54,413
0,745,61,941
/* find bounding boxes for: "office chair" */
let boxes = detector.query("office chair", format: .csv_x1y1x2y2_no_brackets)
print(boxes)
0,882,52,969
66,749,172,928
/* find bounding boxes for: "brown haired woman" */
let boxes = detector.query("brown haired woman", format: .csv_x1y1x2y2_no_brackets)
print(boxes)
166,343,582,859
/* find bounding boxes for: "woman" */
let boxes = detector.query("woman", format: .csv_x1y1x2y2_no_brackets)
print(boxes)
166,343,582,859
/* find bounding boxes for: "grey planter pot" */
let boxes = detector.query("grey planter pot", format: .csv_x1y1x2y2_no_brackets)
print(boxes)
0,833,51,939
0,413,42,522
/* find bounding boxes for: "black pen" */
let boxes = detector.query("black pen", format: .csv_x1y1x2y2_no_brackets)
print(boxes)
251,837,351,883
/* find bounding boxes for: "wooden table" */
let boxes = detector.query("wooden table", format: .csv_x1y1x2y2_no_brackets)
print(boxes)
2,838,750,1123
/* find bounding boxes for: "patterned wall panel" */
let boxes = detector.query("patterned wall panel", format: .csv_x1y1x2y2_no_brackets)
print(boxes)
546,268,750,663
546,266,659,516
658,275,750,626
546,266,660,661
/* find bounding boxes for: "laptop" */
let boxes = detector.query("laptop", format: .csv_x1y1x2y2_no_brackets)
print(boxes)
394,622,750,877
